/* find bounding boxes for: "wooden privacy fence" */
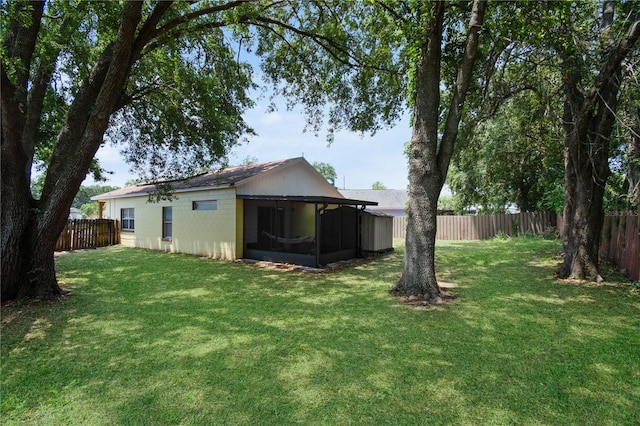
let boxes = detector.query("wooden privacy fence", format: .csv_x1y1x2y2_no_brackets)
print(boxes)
392,211,557,241
393,209,639,281
598,209,640,281
56,219,120,251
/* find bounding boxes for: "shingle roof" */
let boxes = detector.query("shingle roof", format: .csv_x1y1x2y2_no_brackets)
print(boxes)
339,189,408,210
93,157,304,200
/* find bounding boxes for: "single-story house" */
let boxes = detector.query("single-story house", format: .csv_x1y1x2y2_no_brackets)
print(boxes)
93,157,393,267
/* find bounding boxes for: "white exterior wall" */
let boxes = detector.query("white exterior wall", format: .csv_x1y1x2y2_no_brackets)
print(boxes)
101,188,239,259
361,214,394,253
236,161,343,197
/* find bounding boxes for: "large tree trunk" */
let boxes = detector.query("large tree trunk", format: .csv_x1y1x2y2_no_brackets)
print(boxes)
1,133,88,300
395,0,487,303
396,2,446,303
556,50,612,280
402,144,443,302
0,207,64,300
0,1,60,300
0,170,63,300
557,128,610,280
556,4,640,280
1,2,143,301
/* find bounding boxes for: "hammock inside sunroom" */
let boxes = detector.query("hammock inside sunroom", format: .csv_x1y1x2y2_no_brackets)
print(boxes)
262,231,314,245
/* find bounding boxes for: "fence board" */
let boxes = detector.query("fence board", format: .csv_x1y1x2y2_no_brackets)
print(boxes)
627,212,640,280
599,208,640,281
56,219,120,251
392,212,556,241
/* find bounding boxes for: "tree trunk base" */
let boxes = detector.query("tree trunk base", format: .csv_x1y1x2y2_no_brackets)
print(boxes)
2,233,67,302
556,248,603,282
389,286,456,307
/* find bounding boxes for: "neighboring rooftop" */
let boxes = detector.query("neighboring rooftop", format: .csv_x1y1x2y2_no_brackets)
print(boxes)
339,189,408,212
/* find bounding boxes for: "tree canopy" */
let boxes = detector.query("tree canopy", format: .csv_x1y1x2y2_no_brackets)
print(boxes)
2,0,638,301
448,61,565,213
447,1,639,216
312,161,337,187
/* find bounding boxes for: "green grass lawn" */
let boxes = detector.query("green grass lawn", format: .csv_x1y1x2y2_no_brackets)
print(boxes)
2,238,639,425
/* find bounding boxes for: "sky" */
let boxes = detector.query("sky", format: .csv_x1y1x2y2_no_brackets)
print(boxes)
84,42,414,191
85,99,413,191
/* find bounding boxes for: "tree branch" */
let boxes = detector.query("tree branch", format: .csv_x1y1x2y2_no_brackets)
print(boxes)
576,18,640,138
3,1,45,93
437,0,488,179
23,5,90,169
42,2,143,217
150,0,253,43
374,0,409,24
131,1,176,62
1,1,45,187
250,15,361,69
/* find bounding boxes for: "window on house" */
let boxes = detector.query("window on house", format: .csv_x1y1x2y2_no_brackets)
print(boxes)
121,208,135,231
162,207,172,239
193,200,217,210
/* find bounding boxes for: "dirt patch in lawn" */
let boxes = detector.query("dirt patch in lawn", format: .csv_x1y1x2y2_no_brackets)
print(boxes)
238,253,391,274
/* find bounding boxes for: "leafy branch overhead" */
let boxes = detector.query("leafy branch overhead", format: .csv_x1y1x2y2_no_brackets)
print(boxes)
2,0,638,303
1,0,409,300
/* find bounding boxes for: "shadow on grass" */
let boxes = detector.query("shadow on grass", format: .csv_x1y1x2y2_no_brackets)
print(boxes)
2,240,639,425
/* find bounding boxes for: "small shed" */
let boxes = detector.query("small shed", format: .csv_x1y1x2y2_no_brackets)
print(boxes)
360,209,394,254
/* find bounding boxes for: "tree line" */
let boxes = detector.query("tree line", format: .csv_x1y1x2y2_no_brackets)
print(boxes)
2,0,638,302
31,175,119,218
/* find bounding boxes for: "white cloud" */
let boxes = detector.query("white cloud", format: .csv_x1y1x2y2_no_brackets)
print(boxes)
260,110,284,126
